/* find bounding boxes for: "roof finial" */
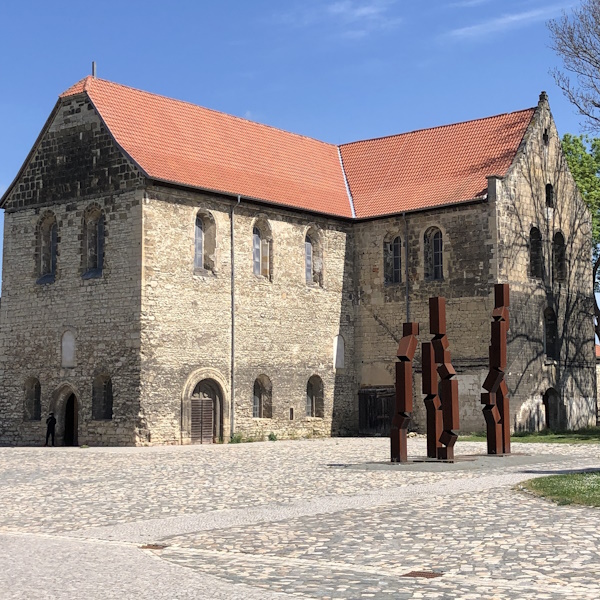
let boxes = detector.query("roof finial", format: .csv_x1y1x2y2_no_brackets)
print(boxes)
539,91,548,105
92,61,97,78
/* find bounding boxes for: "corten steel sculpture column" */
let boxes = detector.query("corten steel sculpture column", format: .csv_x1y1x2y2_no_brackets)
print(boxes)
481,284,511,455
423,297,459,460
391,323,419,463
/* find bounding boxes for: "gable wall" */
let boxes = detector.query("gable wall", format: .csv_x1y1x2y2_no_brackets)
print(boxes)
496,98,596,430
0,96,145,446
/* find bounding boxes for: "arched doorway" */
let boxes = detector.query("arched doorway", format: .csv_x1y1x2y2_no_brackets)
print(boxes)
190,379,222,444
543,388,566,431
64,393,79,446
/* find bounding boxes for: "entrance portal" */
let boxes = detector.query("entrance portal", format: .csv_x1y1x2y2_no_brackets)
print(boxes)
64,393,78,446
543,388,566,431
190,380,222,444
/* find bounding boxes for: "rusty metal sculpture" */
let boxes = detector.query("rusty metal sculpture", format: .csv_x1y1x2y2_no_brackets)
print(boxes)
481,284,511,455
391,323,419,462
422,297,459,460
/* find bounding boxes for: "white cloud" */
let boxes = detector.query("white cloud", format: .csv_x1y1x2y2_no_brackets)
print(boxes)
446,5,568,39
275,0,401,39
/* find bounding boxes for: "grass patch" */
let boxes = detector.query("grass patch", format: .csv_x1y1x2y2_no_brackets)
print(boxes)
522,472,600,507
460,426,600,444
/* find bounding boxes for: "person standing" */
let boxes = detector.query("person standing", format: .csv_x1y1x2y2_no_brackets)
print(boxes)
45,412,56,446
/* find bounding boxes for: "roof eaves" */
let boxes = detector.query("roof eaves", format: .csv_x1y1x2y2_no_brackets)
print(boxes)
147,177,354,220
337,146,356,218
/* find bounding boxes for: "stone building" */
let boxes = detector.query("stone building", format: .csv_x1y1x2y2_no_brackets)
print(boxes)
0,76,595,446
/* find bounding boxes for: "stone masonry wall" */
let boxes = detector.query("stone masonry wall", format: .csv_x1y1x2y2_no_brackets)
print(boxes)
139,186,357,444
354,201,497,434
496,95,596,431
0,94,145,446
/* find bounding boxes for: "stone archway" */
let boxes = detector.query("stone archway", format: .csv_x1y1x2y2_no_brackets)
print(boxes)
50,384,80,446
181,369,229,444
543,388,566,431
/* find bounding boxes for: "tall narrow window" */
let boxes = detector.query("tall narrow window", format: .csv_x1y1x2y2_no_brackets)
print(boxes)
24,378,41,421
530,227,543,279
305,235,313,284
252,220,272,279
194,211,216,272
553,232,566,283
61,331,76,368
333,335,345,370
253,375,272,419
305,227,323,286
546,184,554,208
306,375,324,418
384,236,402,284
82,207,104,279
92,375,113,420
544,308,558,361
38,214,57,284
195,215,204,269
424,227,443,280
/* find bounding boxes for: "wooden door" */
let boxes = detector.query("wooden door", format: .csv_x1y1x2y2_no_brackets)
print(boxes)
191,394,214,444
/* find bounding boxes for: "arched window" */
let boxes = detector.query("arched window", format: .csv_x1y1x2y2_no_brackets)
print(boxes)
546,183,554,208
61,331,76,368
24,378,41,421
37,213,57,284
305,227,323,286
194,211,216,272
384,235,402,284
92,374,113,420
424,227,443,280
252,220,272,279
306,375,324,418
544,308,558,361
529,227,543,279
252,375,272,419
333,335,345,370
82,207,104,279
553,232,566,283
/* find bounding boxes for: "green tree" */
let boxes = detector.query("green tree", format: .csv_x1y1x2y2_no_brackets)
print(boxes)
562,133,600,338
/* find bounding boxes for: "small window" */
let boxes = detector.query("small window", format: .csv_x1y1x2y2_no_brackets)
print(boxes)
61,331,76,368
252,220,272,279
92,374,113,420
553,232,566,283
384,235,402,284
305,227,323,286
252,375,272,419
82,207,104,279
37,213,57,284
194,211,216,272
424,227,443,281
306,375,324,418
530,227,543,279
546,184,554,208
543,128,549,146
544,308,558,361
333,335,345,370
24,378,41,421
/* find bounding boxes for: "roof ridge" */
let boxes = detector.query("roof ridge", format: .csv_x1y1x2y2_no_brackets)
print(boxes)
340,107,537,147
61,76,338,150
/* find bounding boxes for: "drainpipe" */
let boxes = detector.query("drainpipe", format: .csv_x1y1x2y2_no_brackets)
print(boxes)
403,212,409,322
230,195,241,439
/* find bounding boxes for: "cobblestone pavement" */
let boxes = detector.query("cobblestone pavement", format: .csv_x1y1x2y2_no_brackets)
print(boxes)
0,438,599,599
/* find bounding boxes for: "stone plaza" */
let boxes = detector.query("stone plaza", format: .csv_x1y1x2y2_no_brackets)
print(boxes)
1,437,599,599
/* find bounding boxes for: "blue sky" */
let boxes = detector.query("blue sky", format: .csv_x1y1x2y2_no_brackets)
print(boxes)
0,0,583,284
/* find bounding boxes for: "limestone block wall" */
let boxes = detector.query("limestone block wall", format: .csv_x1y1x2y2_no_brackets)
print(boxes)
496,96,596,431
354,201,497,434
139,186,357,444
0,94,145,446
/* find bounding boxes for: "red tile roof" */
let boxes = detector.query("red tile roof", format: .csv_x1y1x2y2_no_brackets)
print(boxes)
596,344,600,359
55,77,535,219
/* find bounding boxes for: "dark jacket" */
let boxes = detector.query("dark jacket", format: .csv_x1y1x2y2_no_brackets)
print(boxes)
46,416,57,431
